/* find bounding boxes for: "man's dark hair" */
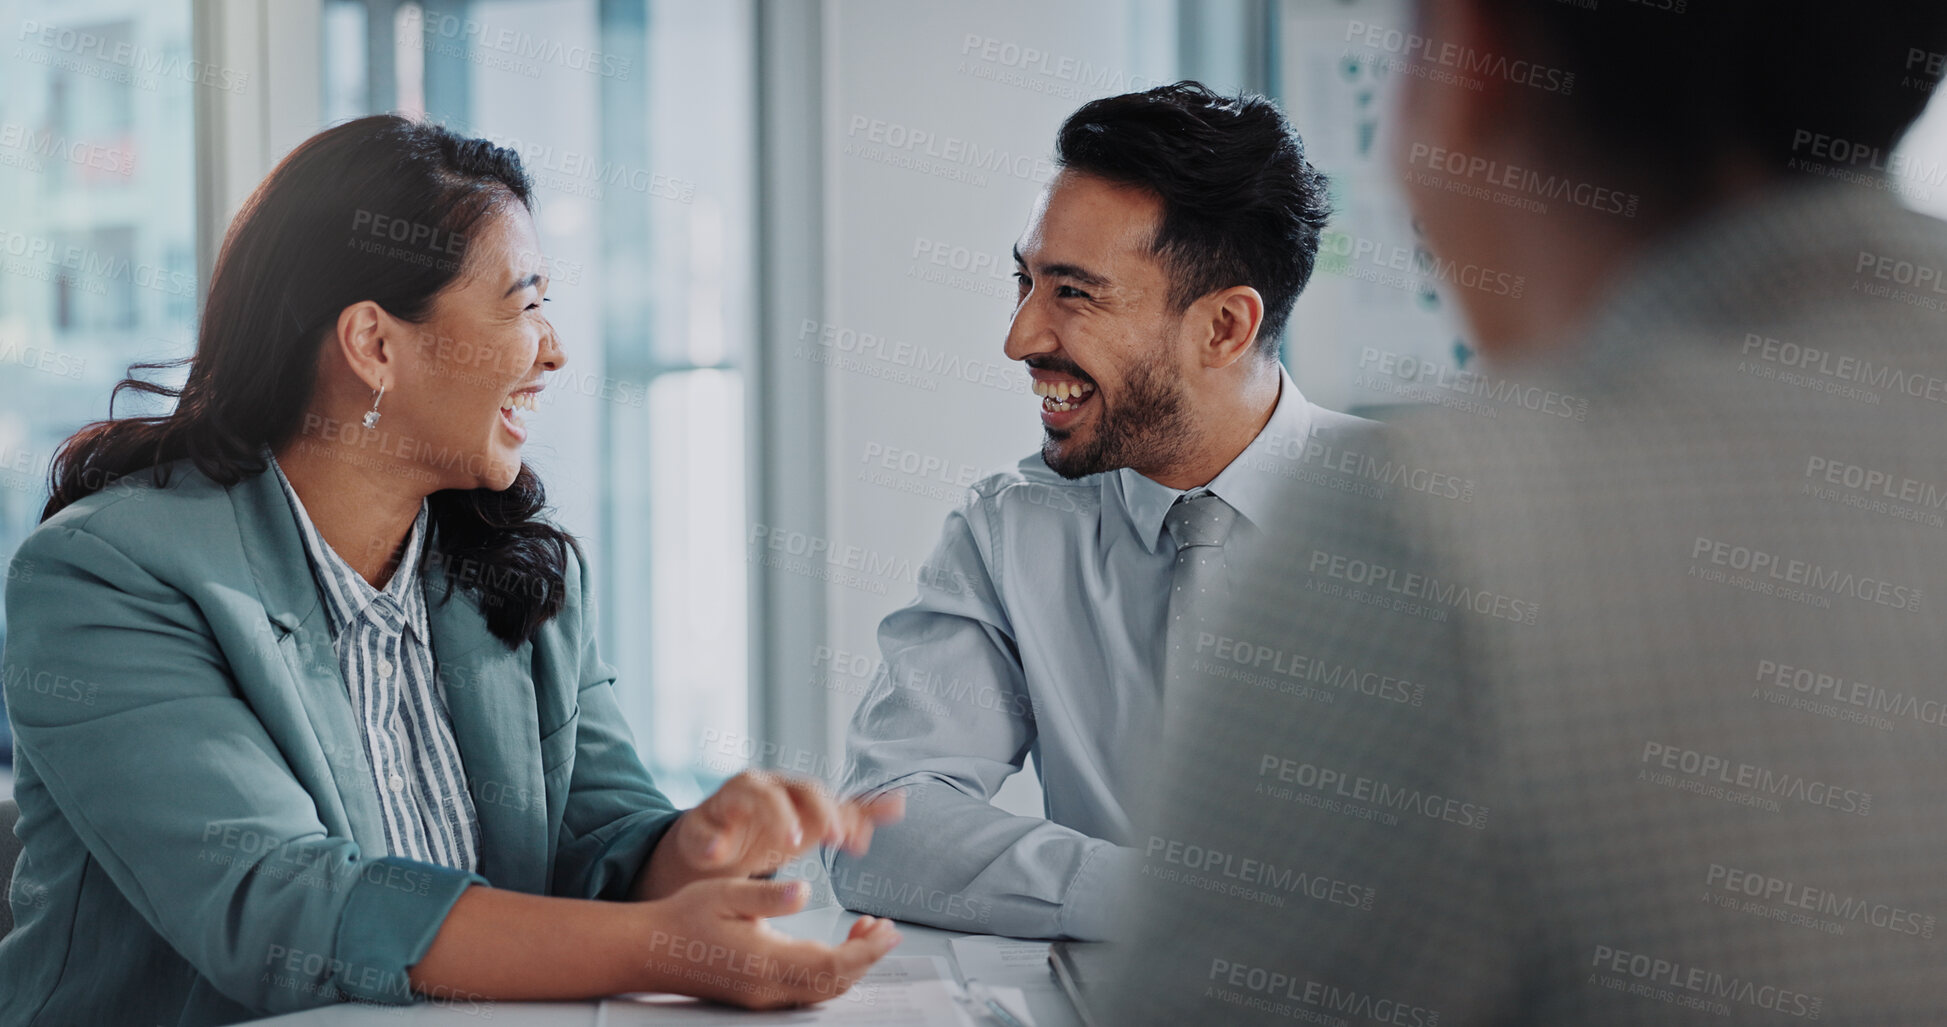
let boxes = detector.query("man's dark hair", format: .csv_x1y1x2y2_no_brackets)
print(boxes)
1055,80,1331,356
1470,0,1947,211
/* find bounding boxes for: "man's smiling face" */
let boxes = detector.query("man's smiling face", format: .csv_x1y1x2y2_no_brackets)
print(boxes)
1004,168,1202,480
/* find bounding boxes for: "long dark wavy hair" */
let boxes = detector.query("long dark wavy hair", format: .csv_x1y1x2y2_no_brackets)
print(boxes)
43,115,576,647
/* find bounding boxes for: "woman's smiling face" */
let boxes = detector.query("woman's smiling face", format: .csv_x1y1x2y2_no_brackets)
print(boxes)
383,202,567,492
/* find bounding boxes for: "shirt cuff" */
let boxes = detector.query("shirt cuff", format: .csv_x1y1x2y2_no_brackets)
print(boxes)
332,857,488,1004
1057,844,1143,941
570,807,685,901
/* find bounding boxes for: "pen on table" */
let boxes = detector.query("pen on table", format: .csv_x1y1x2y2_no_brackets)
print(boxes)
961,977,1030,1027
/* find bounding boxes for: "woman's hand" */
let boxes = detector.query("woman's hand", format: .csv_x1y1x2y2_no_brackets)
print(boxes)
638,772,905,899
636,877,901,1009
408,878,899,1007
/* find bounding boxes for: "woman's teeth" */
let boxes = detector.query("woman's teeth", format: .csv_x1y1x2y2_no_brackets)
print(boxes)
1032,379,1096,412
502,391,538,425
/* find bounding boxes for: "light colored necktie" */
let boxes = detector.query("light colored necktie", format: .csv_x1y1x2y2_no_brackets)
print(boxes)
1163,489,1240,696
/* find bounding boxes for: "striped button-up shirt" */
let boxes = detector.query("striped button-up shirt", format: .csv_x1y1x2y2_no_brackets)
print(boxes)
268,454,481,872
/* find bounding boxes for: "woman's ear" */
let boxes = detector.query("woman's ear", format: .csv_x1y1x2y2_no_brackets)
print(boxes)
333,300,394,392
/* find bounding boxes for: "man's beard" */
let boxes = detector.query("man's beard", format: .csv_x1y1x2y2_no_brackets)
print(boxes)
1042,354,1198,480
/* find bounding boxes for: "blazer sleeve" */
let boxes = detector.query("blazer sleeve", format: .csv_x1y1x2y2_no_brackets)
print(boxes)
547,547,683,900
2,523,486,1015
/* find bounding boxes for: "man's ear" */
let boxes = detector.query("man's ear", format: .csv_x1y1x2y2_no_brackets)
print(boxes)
333,300,394,392
1193,285,1265,370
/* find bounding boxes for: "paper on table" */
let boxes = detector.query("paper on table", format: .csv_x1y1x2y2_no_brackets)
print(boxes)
956,981,1040,1027
597,956,975,1026
948,936,1053,990
860,956,955,983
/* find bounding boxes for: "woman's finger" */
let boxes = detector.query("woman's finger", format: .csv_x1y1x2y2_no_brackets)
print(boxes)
832,789,906,854
827,919,903,982
710,877,812,920
861,790,907,823
778,776,844,848
685,775,764,867
756,924,903,1006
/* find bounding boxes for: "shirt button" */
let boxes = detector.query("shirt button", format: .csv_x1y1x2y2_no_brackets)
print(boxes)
376,659,395,677
388,774,406,793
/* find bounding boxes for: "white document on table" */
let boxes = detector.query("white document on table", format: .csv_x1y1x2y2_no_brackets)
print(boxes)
948,936,1053,991
597,956,979,1026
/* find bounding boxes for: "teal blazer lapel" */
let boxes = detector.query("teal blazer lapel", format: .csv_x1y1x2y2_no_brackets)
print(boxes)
425,568,549,894
230,463,549,892
227,465,391,857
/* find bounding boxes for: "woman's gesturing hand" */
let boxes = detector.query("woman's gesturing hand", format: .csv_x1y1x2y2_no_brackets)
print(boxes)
639,771,906,898
409,877,899,1007
637,878,901,1009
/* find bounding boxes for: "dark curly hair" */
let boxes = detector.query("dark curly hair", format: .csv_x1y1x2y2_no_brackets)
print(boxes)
43,115,576,648
1055,80,1332,355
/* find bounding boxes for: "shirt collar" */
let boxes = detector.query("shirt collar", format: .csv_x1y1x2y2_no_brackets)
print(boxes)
1115,364,1314,553
265,449,432,642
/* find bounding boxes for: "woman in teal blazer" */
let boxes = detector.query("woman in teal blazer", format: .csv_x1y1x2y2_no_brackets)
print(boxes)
0,116,899,1026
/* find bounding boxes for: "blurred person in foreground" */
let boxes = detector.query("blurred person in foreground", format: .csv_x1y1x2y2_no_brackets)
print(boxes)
829,82,1381,939
1105,2,1947,1023
0,116,901,1027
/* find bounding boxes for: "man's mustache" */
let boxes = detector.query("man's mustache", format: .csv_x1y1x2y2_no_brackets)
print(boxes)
1023,355,1095,383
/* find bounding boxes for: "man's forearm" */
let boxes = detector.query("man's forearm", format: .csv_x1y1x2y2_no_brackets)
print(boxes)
825,777,1134,939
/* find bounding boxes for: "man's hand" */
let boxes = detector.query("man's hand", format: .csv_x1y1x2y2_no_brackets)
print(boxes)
637,878,902,1009
638,772,905,899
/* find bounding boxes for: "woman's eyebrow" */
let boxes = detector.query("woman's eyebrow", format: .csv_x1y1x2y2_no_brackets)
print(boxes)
502,272,546,298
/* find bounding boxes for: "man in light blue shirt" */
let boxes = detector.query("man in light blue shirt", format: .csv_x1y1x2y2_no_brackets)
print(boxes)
829,81,1383,939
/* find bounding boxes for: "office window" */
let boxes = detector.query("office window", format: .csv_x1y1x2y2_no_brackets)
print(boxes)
1273,0,1464,416
0,0,199,774
321,0,755,805
1894,80,1947,223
